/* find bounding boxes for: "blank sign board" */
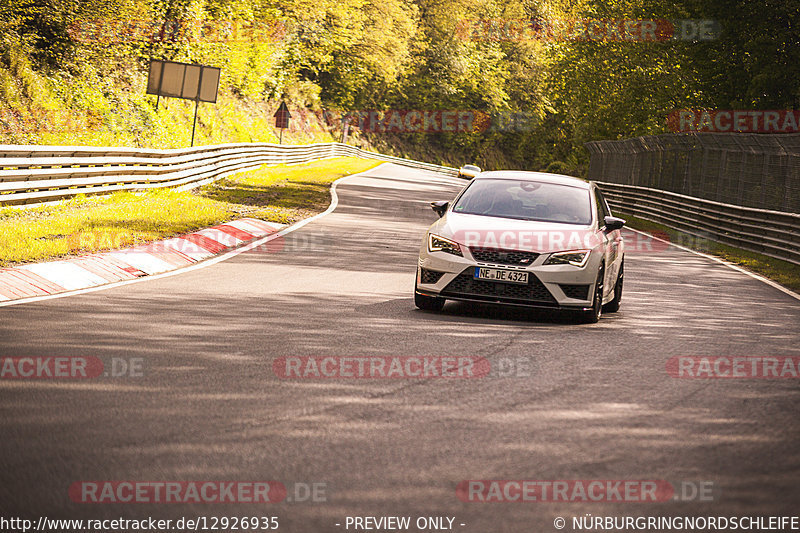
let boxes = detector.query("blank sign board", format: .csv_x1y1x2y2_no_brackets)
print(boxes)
146,59,220,103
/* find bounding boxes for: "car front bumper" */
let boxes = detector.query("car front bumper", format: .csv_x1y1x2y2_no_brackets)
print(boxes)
416,246,601,311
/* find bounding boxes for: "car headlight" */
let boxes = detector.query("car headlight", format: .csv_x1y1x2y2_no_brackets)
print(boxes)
428,234,463,256
544,250,590,267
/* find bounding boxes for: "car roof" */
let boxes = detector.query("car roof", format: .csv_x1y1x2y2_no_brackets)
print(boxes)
474,170,591,189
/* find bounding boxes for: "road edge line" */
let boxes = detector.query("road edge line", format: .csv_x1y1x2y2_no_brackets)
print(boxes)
0,164,389,308
626,227,800,302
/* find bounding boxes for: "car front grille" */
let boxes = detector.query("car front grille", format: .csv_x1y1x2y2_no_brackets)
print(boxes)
470,247,539,266
420,268,445,284
441,268,556,305
559,284,590,300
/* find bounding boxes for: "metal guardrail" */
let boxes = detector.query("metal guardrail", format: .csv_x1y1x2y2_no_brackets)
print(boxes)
0,142,458,207
597,181,800,266
3,140,798,265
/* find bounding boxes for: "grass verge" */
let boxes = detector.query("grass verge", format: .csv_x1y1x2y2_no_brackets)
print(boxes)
0,157,381,267
621,213,800,293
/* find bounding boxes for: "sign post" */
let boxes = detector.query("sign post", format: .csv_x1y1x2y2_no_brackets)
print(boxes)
146,59,221,147
274,102,291,144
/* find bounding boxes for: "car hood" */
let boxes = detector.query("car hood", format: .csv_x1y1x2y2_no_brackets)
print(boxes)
430,212,599,253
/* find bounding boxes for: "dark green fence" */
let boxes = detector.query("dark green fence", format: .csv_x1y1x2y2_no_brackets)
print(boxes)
585,133,800,213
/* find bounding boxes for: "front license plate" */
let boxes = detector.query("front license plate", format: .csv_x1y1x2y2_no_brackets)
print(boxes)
474,267,529,284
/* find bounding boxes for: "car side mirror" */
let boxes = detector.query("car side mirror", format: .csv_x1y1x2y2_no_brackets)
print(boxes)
604,216,626,232
431,201,449,218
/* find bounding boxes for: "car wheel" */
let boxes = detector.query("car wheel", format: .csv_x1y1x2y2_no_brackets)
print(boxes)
577,265,604,324
602,261,623,313
415,286,445,311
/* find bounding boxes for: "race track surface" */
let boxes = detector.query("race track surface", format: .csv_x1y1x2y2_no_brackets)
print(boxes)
1,163,799,531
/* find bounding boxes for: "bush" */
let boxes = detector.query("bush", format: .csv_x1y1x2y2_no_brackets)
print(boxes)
544,161,569,174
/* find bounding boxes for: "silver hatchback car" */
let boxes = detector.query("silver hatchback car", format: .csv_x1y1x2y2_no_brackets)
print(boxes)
414,171,625,323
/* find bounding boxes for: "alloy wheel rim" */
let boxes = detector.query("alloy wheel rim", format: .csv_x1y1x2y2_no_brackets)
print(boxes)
594,271,604,319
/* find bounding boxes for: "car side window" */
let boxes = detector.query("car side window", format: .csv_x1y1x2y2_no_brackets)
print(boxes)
594,188,610,223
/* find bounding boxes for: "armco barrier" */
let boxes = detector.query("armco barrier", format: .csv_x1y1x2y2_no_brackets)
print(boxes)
2,140,797,266
0,142,458,207
597,181,800,265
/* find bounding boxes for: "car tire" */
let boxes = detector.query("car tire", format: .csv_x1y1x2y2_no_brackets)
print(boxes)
602,261,623,313
415,287,445,311
577,265,604,324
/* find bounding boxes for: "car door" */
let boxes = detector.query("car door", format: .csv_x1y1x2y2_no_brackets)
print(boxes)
594,187,621,299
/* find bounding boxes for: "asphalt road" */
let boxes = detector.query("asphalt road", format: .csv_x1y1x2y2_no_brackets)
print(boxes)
1,163,799,532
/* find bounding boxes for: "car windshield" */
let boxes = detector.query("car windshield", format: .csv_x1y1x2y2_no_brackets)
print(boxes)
451,178,592,224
